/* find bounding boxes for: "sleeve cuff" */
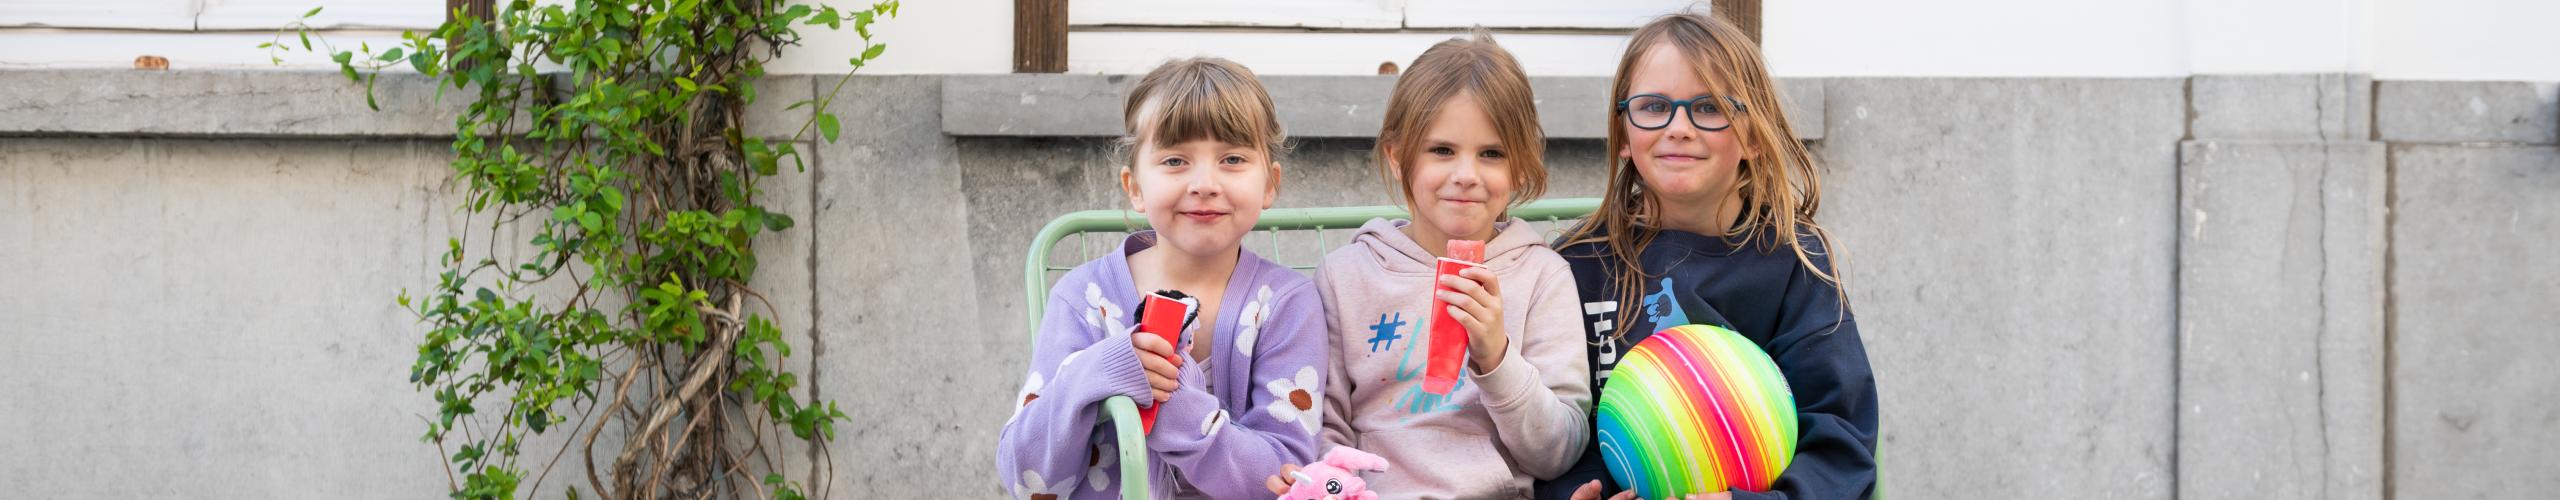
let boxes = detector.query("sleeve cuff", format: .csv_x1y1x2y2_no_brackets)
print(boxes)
1062,328,1155,404
1468,339,1538,409
1145,358,1222,451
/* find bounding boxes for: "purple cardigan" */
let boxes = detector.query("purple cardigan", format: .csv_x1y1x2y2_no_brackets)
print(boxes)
997,231,1326,499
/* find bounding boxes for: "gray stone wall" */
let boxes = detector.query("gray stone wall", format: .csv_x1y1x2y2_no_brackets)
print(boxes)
2,70,2554,498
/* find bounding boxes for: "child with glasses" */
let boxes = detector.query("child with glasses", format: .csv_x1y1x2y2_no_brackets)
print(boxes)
997,57,1329,499
1542,11,1880,500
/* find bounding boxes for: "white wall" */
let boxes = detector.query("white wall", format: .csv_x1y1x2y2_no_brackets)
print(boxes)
3,0,2557,80
1763,0,2189,77
766,0,1011,75
2372,0,2560,81
2185,0,2372,74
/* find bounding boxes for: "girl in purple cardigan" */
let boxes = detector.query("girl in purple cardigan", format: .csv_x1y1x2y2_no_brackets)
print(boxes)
996,57,1327,499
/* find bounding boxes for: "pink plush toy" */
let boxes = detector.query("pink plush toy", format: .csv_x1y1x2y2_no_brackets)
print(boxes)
1279,447,1391,500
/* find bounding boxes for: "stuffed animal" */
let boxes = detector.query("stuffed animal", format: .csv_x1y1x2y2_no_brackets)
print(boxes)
1279,447,1390,500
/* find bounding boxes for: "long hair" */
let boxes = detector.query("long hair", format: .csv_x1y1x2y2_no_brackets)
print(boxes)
1558,11,1845,341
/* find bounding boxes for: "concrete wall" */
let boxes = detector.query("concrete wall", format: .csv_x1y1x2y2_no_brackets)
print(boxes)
3,70,2557,498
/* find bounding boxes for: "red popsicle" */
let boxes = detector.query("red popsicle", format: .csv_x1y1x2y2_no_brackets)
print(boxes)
1424,240,1485,395
1133,290,1196,434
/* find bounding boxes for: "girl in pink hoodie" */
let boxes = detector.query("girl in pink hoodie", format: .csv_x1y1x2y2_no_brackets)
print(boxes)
1268,31,1593,499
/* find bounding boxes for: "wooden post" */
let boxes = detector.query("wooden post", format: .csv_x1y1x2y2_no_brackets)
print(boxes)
445,0,492,26
1715,0,1761,44
444,0,493,72
1014,0,1068,73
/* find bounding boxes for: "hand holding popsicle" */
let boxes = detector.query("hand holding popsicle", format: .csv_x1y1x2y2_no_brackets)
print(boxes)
1131,332,1182,405
1437,265,1508,373
1423,240,1486,394
1131,291,1197,433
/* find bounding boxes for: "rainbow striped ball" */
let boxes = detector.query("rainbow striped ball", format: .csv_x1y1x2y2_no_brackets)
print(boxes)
1596,324,1798,496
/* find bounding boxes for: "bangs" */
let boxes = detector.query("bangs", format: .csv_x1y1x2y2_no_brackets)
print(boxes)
1130,66,1281,153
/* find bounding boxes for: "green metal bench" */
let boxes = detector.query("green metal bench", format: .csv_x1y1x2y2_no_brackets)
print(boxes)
1021,198,1600,499
1016,197,1882,500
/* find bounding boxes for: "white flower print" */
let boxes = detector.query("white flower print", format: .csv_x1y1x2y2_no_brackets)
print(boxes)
1233,286,1274,359
1263,365,1322,436
1008,372,1046,425
1018,469,1068,500
1086,441,1116,491
1082,283,1128,333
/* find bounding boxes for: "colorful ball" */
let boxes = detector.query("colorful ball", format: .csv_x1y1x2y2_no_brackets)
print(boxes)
1595,324,1798,497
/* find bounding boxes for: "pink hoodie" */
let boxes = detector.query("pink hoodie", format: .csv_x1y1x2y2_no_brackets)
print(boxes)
1314,217,1592,499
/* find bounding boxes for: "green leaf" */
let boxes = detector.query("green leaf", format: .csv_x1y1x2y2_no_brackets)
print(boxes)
860,43,886,62
762,213,793,231
304,6,323,18
815,112,839,142
674,77,698,92
378,47,405,62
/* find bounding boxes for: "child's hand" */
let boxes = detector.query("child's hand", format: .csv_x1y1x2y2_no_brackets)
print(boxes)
1567,481,1731,500
1568,480,1631,500
1262,463,1301,495
1131,333,1184,406
1438,266,1510,373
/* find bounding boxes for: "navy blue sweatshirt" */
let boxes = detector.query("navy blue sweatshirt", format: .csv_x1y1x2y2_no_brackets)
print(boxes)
1534,225,1878,500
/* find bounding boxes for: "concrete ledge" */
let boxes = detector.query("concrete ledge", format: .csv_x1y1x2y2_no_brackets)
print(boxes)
2376,80,2558,144
940,74,1826,140
0,70,464,138
2191,74,2372,141
0,69,828,140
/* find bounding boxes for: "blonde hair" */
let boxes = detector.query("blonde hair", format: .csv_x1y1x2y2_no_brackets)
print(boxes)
1559,12,1846,341
1375,30,1549,210
1121,57,1289,175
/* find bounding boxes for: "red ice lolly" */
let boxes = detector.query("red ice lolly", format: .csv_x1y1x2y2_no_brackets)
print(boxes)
1133,291,1196,434
1424,240,1486,395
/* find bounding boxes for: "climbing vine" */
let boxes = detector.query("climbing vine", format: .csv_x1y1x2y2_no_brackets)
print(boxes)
269,0,897,498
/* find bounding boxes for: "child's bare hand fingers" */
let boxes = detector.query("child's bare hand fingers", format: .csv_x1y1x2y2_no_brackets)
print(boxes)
1151,388,1170,404
1439,290,1498,330
1264,464,1300,494
1132,334,1178,359
1568,481,1604,500
1439,273,1487,297
1437,289,1487,315
1458,266,1501,295
1438,274,1501,319
1608,492,1638,500
1139,350,1179,376
1447,305,1487,334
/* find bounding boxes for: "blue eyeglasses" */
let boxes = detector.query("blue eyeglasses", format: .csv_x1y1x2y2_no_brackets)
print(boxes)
1616,94,1746,131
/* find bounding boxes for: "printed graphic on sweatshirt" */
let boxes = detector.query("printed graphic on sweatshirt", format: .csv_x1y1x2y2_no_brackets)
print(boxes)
1366,310,1468,421
1640,277,1688,329
1584,300,1619,383
1587,277,1689,386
